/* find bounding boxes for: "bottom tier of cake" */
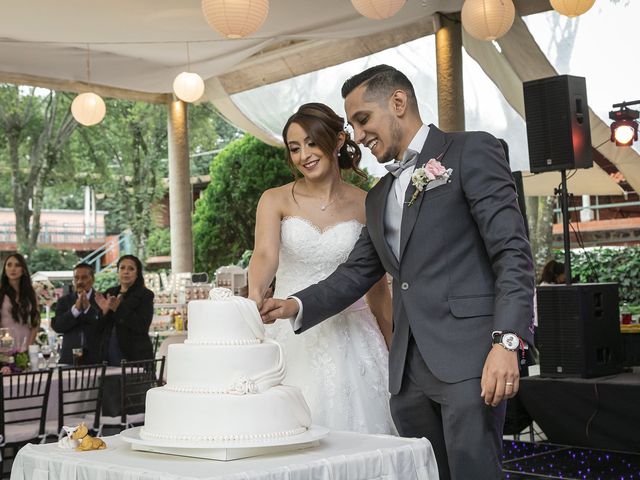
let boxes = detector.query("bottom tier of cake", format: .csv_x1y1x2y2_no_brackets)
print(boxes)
140,385,312,442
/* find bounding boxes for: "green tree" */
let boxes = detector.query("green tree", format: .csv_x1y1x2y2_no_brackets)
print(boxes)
0,86,77,253
193,135,289,273
147,226,171,256
27,247,78,273
76,100,168,258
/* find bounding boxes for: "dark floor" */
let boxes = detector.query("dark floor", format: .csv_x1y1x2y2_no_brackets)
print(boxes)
503,440,640,479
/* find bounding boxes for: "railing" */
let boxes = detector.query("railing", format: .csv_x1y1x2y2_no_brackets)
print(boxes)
79,231,133,273
0,223,106,244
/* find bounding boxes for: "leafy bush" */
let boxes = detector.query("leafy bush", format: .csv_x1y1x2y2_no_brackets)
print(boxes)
555,247,640,305
26,248,78,273
147,226,171,256
94,271,119,292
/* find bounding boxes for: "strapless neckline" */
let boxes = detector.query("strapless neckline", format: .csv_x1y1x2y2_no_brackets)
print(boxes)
281,215,364,235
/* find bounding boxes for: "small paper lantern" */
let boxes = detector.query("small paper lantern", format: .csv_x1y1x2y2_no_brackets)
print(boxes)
351,0,406,20
71,92,106,126
173,72,205,103
461,0,515,41
201,0,269,39
550,0,595,18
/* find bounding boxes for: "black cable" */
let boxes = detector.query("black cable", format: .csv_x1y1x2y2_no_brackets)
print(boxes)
567,193,600,283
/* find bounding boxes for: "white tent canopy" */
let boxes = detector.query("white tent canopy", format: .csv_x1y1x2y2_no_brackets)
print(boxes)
1,0,637,195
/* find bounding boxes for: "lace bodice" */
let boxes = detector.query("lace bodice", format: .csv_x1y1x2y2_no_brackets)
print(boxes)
273,216,364,298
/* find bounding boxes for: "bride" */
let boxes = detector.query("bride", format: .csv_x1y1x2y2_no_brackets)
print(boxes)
248,103,396,434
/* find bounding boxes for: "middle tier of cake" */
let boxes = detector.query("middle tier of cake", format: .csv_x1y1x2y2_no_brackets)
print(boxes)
166,340,284,393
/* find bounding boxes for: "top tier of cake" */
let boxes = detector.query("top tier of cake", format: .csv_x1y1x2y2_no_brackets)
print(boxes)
186,295,264,345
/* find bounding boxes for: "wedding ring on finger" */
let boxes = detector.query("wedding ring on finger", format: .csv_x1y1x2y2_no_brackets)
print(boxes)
505,382,514,387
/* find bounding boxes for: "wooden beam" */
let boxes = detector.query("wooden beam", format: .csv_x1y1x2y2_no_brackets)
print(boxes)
218,16,437,94
0,71,171,104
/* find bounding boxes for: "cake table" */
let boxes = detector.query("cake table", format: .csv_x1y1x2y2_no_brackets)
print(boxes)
10,430,438,480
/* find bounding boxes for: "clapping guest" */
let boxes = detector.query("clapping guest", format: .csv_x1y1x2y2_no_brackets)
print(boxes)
52,263,105,365
0,254,39,351
96,255,154,365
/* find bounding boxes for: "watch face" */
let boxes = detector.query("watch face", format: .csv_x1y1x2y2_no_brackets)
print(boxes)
502,333,519,350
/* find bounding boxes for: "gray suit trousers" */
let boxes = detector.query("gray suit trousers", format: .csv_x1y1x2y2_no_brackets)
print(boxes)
390,335,506,480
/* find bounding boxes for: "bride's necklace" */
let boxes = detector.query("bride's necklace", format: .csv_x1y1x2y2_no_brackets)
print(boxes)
320,197,337,211
315,180,343,211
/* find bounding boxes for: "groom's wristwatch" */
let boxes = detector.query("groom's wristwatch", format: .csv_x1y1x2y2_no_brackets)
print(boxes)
492,332,521,351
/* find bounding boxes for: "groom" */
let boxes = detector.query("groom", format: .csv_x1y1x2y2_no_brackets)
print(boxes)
260,65,534,479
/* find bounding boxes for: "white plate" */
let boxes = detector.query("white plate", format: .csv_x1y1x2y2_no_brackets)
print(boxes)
120,425,329,450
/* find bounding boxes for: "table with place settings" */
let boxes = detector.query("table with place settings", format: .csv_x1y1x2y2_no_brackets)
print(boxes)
10,430,438,480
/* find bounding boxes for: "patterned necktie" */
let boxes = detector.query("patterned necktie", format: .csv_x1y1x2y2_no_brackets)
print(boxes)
385,149,419,178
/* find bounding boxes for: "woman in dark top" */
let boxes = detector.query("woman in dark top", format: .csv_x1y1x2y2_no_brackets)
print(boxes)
96,255,154,365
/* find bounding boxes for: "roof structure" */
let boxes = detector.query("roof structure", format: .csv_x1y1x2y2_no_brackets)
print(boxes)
1,0,637,195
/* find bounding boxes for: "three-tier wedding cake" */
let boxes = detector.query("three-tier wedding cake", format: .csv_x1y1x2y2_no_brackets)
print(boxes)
140,288,311,443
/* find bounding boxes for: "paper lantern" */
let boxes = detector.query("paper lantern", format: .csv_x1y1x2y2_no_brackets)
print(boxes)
351,0,406,20
173,72,205,103
201,0,269,39
71,92,106,126
461,0,515,41
550,0,595,18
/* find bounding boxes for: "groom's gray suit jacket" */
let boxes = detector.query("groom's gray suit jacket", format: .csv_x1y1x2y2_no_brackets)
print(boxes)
295,125,535,394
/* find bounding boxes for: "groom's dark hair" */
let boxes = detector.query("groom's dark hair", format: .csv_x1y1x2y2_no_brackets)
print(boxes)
341,64,418,111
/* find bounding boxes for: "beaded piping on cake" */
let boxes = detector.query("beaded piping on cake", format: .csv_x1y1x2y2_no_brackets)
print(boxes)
139,426,307,442
183,338,261,345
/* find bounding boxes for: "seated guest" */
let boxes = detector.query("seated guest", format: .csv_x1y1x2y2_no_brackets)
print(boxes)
52,263,104,365
96,255,154,365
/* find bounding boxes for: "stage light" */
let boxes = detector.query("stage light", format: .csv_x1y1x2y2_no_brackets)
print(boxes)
609,100,640,147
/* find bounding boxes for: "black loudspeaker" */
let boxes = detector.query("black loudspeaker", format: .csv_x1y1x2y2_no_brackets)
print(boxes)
537,283,622,378
523,75,592,173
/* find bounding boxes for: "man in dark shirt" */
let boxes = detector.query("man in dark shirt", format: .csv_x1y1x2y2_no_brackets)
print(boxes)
52,263,104,364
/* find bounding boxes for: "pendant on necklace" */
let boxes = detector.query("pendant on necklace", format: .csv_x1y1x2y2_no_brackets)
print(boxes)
321,205,327,211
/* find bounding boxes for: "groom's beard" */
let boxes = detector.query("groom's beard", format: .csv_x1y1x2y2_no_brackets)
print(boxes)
376,116,403,164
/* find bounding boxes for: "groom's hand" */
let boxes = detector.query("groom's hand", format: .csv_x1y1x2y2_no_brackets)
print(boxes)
259,298,299,324
480,345,520,407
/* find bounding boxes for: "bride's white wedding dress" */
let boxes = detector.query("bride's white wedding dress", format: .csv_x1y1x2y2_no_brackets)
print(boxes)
266,216,396,434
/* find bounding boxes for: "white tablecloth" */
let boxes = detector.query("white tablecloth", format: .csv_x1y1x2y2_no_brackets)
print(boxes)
10,431,438,480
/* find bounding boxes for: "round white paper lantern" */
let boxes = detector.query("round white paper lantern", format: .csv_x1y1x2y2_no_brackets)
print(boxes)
71,92,106,126
173,72,205,103
201,0,269,39
461,0,515,41
550,0,595,18
351,0,406,20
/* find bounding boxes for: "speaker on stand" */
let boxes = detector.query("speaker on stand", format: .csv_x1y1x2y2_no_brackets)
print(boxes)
524,75,622,378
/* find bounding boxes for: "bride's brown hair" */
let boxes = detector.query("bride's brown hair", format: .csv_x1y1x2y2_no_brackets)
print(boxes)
282,103,365,179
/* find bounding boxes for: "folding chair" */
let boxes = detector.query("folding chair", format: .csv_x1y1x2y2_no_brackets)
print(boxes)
119,357,165,431
52,363,107,438
0,369,53,478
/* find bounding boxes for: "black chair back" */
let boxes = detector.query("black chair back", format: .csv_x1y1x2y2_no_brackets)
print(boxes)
120,357,165,430
0,369,53,476
57,362,107,436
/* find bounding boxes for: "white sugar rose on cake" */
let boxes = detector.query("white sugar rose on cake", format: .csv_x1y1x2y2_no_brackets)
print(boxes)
140,288,312,442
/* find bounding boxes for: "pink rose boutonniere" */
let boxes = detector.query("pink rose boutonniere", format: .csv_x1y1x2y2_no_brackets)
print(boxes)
407,157,452,206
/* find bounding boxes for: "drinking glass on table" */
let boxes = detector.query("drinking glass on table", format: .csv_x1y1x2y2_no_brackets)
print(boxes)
72,348,83,366
54,335,63,364
40,344,52,368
